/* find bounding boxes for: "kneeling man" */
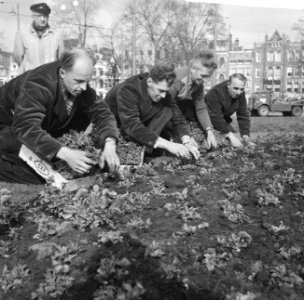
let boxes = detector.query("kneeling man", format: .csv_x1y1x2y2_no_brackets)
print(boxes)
0,48,120,184
104,64,199,159
205,73,253,148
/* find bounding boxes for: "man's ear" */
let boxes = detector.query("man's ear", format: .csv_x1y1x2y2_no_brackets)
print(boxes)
147,77,153,86
59,68,65,79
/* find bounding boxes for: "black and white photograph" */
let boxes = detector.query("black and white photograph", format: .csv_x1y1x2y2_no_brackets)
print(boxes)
0,0,303,299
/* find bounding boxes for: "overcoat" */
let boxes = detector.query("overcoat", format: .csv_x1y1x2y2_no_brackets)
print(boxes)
0,61,119,162
104,73,189,147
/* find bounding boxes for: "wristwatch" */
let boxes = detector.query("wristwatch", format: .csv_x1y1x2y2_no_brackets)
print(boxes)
105,137,116,145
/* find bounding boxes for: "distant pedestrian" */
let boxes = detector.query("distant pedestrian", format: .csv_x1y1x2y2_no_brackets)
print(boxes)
171,50,218,150
13,2,64,74
205,73,254,148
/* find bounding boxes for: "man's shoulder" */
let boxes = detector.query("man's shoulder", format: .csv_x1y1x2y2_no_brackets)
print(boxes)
208,80,227,93
174,67,188,81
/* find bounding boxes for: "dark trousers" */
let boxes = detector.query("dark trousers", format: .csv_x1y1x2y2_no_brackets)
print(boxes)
0,152,45,184
0,126,45,184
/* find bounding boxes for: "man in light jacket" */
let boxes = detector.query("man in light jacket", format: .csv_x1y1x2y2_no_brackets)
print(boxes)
170,50,218,149
13,2,64,74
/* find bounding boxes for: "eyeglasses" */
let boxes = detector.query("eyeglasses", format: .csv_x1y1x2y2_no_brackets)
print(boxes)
231,87,245,91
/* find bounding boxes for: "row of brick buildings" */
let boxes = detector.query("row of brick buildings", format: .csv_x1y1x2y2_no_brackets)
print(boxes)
211,30,304,97
1,30,304,98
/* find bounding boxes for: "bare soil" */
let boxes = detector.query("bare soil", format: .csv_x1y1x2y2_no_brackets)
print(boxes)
0,116,304,300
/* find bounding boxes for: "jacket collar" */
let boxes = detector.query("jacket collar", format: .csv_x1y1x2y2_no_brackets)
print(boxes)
30,23,54,37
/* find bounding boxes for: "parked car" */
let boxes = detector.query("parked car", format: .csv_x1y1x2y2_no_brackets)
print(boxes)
248,91,304,117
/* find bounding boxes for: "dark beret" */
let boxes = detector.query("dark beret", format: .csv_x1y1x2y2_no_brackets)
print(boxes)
30,3,51,15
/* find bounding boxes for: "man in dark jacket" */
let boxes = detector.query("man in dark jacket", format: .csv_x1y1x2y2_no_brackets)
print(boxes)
171,50,218,149
0,48,120,184
104,64,200,159
205,73,253,148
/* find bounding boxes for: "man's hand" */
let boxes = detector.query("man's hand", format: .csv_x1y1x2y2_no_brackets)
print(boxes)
99,138,120,174
182,136,200,159
242,135,256,147
56,147,97,174
226,132,243,148
206,129,218,149
166,141,192,158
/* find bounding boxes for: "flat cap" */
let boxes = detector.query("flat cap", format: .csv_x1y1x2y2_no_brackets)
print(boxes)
30,3,51,15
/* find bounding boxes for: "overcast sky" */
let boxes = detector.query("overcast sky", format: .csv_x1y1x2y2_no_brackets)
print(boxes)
0,0,303,52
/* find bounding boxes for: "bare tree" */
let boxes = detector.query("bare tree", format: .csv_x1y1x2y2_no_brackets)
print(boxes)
51,0,102,47
125,0,227,67
292,17,304,40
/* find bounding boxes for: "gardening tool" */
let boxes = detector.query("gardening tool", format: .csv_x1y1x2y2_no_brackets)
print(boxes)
19,144,143,192
19,144,102,192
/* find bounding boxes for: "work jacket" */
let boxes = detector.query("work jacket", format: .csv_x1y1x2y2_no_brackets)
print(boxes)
205,80,250,136
170,67,212,130
0,61,119,161
13,24,64,74
104,73,189,147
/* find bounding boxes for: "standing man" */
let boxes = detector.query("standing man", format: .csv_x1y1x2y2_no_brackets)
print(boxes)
205,73,252,148
104,64,200,160
0,49,120,184
13,2,64,74
170,50,218,149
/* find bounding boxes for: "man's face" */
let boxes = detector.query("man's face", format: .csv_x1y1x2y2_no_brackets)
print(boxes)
227,78,246,99
190,65,214,85
60,57,94,96
147,78,170,102
32,13,49,28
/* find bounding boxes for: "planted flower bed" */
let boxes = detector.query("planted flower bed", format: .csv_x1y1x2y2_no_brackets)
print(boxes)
0,117,304,300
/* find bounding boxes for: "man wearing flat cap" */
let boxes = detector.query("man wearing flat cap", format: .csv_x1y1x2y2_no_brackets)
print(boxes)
13,2,64,74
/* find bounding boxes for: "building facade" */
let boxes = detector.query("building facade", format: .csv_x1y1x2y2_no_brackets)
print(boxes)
212,30,304,97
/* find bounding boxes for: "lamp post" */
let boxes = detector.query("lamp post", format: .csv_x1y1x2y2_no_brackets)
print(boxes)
132,0,136,75
0,1,20,31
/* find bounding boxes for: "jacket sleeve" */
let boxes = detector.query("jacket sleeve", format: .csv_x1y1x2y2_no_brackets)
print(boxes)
205,88,231,134
12,81,64,161
236,94,250,136
13,31,24,66
89,95,120,145
117,85,159,147
165,95,190,139
192,85,212,130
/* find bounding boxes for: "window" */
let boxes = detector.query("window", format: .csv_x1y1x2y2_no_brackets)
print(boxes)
294,66,301,77
255,52,261,62
274,66,281,79
267,66,274,79
255,67,261,78
294,81,299,93
219,57,225,68
287,81,292,92
267,51,274,62
219,74,225,82
275,51,281,62
287,67,293,77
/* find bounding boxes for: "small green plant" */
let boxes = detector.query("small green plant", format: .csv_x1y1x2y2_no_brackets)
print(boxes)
97,230,124,244
219,199,251,223
217,231,253,253
145,240,165,258
126,216,152,230
203,248,231,271
31,270,74,300
0,264,30,293
179,205,202,221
